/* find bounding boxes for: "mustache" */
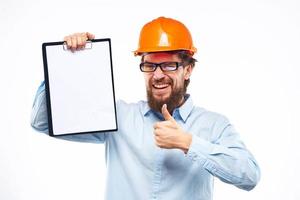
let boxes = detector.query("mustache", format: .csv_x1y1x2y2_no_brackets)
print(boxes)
151,78,173,85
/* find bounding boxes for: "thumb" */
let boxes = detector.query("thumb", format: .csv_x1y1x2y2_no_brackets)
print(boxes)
161,104,173,121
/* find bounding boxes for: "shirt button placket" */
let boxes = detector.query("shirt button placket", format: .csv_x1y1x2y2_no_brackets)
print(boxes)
151,148,164,200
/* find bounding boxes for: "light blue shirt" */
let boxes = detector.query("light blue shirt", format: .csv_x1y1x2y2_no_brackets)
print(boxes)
31,82,260,200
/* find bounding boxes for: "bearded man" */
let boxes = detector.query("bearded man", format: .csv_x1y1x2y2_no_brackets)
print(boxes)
31,16,260,200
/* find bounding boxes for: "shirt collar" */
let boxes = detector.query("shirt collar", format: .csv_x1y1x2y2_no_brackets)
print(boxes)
141,94,194,123
177,94,194,122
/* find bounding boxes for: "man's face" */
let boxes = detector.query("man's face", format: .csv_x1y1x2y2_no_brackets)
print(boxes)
143,52,193,113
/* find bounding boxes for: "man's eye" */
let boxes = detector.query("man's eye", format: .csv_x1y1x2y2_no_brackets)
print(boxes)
161,63,177,71
142,64,156,71
144,64,155,69
164,65,176,69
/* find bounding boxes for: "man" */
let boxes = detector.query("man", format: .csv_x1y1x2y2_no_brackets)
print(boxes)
31,17,260,200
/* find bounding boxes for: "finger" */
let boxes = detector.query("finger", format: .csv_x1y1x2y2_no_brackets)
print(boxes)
86,32,95,40
161,104,174,121
153,123,166,132
153,129,159,136
71,36,77,51
78,36,88,50
153,123,159,130
155,141,162,148
79,32,92,50
154,128,170,137
154,129,164,136
155,121,176,130
77,36,83,49
160,121,176,127
64,36,72,49
154,135,160,141
154,122,167,129
154,137,163,148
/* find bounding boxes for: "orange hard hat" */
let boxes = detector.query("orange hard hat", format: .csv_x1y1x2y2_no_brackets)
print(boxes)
134,16,197,56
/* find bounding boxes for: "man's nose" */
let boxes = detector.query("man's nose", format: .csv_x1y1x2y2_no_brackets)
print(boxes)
153,67,165,80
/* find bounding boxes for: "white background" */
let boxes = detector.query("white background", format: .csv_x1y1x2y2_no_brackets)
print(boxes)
0,0,299,199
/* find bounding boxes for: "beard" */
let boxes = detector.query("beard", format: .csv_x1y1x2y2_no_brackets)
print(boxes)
147,78,186,115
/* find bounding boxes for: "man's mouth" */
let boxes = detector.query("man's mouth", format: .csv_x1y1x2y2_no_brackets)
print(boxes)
151,82,172,97
153,83,170,89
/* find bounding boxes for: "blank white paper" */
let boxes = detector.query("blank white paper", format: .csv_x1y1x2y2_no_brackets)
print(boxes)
44,40,117,135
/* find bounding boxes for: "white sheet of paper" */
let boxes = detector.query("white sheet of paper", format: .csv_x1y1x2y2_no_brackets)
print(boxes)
44,40,117,135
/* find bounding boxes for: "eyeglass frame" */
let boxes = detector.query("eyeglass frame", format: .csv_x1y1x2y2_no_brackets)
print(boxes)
139,62,185,72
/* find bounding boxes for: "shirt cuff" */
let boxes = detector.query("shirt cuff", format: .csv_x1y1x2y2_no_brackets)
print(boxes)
186,135,215,166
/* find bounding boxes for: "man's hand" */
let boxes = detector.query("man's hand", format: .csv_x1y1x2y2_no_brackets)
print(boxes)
63,32,95,52
153,104,192,153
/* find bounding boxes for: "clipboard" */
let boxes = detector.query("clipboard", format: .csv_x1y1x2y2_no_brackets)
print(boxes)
42,38,118,136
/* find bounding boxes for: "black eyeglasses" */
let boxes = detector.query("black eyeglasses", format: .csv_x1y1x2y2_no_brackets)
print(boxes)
140,62,183,72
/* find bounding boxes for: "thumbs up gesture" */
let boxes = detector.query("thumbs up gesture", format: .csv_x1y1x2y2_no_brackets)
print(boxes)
153,104,192,153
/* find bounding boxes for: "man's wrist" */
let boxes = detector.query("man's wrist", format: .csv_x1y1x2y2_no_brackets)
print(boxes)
179,133,192,154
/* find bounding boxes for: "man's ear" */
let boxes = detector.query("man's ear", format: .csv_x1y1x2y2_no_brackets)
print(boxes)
184,65,193,80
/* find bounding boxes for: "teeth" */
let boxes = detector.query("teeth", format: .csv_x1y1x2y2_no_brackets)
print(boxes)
154,84,169,88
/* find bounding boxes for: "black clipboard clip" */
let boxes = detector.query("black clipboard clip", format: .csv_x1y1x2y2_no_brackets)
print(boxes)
63,40,93,51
